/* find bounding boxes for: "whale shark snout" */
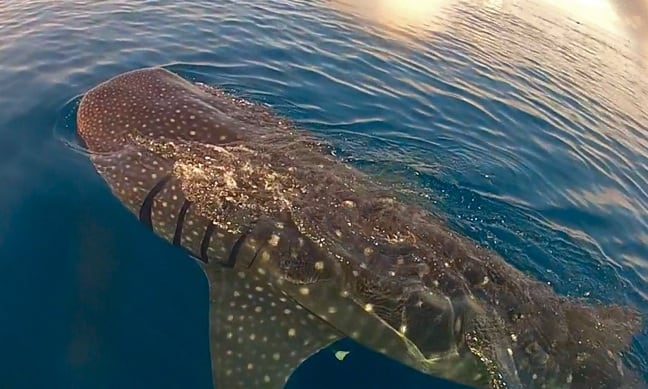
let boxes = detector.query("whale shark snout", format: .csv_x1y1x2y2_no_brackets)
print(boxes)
77,68,242,154
76,67,645,389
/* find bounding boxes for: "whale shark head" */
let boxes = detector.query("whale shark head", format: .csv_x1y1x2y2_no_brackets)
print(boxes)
77,67,644,389
76,68,349,388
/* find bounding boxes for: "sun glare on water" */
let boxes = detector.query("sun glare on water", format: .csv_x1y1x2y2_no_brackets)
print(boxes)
331,0,455,34
541,0,623,33
373,0,454,26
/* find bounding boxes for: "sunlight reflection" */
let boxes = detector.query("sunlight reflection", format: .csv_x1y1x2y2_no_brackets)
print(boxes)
371,0,454,27
330,0,455,37
540,0,648,63
331,0,647,65
328,0,647,155
611,0,648,63
541,0,623,33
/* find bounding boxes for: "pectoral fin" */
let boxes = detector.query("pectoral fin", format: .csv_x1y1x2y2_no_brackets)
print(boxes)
207,269,342,388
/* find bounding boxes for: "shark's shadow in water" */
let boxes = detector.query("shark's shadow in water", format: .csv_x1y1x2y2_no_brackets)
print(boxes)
75,67,644,389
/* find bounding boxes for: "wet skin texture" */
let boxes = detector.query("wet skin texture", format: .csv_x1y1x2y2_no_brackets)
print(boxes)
76,67,644,389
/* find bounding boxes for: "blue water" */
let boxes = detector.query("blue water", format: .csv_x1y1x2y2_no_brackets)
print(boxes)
1,1,647,388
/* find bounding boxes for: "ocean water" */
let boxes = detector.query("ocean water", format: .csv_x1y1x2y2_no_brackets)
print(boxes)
0,0,647,388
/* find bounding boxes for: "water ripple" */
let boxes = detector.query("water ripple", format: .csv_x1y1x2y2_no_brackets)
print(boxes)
1,0,647,386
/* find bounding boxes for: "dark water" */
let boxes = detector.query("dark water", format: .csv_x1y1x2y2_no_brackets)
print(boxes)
0,1,646,388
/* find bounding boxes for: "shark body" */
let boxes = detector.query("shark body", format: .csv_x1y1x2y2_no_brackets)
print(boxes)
76,67,643,389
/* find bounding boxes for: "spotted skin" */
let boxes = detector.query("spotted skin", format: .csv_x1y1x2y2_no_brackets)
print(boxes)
77,68,644,389
208,264,340,388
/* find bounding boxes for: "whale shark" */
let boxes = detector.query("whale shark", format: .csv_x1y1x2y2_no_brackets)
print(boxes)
76,67,644,389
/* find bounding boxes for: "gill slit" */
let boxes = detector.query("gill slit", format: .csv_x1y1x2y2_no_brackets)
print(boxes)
173,200,192,246
199,224,216,264
139,175,171,229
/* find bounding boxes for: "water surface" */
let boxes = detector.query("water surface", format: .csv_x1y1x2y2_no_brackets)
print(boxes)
0,0,646,388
